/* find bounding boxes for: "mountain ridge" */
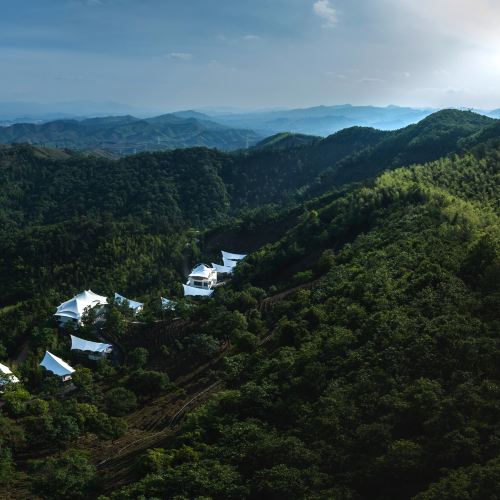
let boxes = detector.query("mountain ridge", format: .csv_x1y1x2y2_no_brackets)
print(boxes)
0,113,262,154
0,107,499,498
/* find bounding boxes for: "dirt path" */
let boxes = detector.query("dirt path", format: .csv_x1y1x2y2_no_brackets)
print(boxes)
93,377,224,493
79,281,319,492
259,279,321,312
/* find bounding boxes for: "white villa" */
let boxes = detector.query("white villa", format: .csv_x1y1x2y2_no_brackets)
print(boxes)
115,293,144,315
40,351,75,381
55,290,108,327
183,284,214,297
0,363,19,388
187,264,217,290
70,335,113,360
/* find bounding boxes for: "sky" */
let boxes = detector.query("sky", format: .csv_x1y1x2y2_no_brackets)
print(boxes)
1,0,499,112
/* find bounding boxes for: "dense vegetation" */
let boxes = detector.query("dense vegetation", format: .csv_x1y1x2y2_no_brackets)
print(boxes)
110,140,500,500
253,132,321,151
0,110,499,498
1,110,492,309
0,113,262,154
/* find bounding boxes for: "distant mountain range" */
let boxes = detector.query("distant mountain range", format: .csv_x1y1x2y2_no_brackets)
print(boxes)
196,104,436,136
195,104,500,136
0,113,261,154
488,108,500,119
0,100,149,124
1,104,499,155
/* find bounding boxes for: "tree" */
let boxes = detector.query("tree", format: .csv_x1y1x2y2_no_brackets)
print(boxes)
127,370,169,399
30,450,97,500
252,464,306,499
50,414,80,448
0,448,15,487
2,385,31,417
99,416,128,441
103,304,127,340
105,387,137,416
127,347,148,369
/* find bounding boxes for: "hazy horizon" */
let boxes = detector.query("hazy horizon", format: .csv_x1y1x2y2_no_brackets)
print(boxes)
2,1,500,112
0,101,496,120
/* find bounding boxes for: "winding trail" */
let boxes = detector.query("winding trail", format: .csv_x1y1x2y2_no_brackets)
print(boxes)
89,281,319,492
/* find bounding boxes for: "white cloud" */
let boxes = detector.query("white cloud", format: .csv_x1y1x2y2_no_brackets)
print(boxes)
313,0,338,28
393,71,411,79
167,52,193,61
243,35,261,41
359,77,384,85
326,71,348,80
397,0,500,48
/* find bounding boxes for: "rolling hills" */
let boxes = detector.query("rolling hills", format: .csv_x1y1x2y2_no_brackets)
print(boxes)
0,109,499,499
0,113,262,154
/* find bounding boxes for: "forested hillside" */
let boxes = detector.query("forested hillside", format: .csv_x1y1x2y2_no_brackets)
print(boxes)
0,113,262,154
110,141,499,500
0,110,499,499
1,110,495,310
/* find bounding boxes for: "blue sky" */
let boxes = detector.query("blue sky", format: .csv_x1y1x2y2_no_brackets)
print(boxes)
1,0,499,111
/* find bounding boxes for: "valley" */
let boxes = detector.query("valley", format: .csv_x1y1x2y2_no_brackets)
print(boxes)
0,110,499,498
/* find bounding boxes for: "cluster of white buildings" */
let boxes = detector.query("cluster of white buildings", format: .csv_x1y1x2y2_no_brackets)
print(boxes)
54,290,144,327
181,250,246,298
2,250,248,386
35,290,144,381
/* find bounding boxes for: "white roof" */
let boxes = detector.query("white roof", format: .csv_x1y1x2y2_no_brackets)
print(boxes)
70,335,112,353
183,284,214,297
55,290,107,322
40,351,75,378
161,297,177,310
114,293,143,311
189,264,215,279
221,251,247,261
212,263,234,274
0,363,19,385
223,257,238,268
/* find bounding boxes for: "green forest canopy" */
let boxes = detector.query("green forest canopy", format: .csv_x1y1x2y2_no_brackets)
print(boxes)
0,109,499,499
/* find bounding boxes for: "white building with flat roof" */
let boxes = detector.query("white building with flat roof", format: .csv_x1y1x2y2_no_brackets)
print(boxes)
183,284,214,297
187,264,217,290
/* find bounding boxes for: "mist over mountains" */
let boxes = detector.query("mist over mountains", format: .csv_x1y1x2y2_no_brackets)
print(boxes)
199,104,436,136
1,103,499,155
0,112,262,154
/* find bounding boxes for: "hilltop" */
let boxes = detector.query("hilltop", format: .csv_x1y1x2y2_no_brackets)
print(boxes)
253,132,320,151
